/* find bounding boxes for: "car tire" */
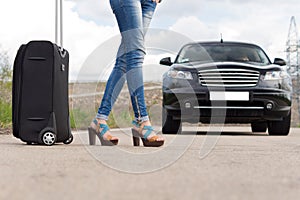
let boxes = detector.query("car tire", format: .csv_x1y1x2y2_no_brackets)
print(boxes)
268,111,291,136
162,109,182,134
251,122,267,133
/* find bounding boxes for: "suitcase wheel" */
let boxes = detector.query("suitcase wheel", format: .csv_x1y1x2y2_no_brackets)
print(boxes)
63,134,73,145
41,131,56,146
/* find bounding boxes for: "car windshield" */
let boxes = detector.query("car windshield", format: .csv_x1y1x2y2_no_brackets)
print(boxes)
176,43,271,65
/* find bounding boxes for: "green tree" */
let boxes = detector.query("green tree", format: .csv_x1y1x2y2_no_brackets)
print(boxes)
0,47,11,83
0,46,12,129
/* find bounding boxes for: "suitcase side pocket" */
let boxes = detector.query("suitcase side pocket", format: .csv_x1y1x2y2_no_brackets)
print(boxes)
12,45,27,138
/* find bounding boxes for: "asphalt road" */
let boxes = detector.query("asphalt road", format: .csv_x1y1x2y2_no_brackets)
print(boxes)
1,126,300,200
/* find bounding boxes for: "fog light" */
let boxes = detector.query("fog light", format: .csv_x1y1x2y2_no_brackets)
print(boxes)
185,102,191,109
266,103,273,110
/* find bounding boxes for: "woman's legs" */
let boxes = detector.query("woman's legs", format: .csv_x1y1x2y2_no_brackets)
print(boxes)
127,0,157,122
97,0,156,122
96,53,127,120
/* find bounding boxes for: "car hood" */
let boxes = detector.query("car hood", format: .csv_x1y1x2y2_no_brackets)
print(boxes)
172,61,282,71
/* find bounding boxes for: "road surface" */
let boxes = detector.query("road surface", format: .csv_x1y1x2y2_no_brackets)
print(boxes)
0,126,300,200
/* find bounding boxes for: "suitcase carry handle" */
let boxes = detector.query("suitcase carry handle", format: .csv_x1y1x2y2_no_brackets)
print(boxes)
55,0,67,58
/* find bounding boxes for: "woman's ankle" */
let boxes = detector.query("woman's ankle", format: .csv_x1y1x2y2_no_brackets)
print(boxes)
98,119,107,124
91,119,108,130
141,120,151,126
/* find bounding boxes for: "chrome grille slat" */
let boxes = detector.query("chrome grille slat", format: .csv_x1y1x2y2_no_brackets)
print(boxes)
200,80,258,83
198,68,260,87
201,73,259,77
201,83,257,87
200,76,258,80
199,68,259,73
201,72,259,76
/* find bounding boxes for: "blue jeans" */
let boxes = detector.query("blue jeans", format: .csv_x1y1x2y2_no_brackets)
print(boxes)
96,0,157,122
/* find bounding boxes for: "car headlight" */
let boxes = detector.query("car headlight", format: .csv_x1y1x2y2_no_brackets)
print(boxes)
167,70,193,80
264,70,288,81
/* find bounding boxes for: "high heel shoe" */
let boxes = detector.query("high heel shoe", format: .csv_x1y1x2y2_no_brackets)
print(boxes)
88,119,118,146
131,123,164,147
131,120,141,146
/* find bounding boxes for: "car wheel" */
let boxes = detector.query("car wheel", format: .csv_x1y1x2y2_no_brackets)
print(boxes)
162,109,182,134
251,122,267,133
268,111,291,136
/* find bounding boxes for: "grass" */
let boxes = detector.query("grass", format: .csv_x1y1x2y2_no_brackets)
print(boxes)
109,109,133,128
69,108,133,130
0,98,12,129
69,108,90,130
0,81,12,129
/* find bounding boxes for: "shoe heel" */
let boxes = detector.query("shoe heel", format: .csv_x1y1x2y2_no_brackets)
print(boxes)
88,127,96,145
133,136,140,146
131,128,140,146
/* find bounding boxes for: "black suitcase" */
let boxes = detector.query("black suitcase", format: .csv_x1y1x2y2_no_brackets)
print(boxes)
12,0,73,145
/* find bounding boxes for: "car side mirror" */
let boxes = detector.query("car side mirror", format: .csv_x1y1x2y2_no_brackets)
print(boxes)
274,58,286,66
160,57,173,66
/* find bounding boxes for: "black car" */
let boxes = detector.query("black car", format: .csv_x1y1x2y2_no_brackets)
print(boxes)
160,41,292,135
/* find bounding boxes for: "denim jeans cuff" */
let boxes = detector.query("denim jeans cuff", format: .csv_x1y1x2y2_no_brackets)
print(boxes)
140,116,150,122
96,114,109,121
134,117,140,122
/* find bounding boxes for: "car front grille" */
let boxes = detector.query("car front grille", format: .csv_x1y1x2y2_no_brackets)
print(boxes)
198,68,260,87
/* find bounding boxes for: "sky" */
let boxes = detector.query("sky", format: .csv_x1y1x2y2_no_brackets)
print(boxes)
0,0,300,81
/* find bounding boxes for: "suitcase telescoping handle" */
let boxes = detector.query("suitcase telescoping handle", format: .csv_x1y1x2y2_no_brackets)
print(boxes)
55,0,67,58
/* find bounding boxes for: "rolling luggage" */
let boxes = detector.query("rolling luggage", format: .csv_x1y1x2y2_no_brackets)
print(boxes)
12,0,73,145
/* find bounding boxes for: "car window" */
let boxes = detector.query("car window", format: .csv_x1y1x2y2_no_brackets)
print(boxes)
176,43,271,65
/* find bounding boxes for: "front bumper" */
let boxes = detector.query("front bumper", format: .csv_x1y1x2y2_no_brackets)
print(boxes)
163,87,292,123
